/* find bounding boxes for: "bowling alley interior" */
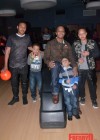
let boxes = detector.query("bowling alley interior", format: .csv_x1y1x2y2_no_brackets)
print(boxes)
0,0,100,140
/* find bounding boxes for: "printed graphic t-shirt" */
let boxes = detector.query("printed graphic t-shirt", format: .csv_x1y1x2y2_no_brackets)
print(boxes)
27,53,42,72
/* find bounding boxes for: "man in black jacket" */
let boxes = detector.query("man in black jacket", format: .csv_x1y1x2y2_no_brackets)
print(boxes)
73,28,100,108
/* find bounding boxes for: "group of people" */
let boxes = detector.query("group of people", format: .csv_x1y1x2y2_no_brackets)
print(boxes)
2,21,100,121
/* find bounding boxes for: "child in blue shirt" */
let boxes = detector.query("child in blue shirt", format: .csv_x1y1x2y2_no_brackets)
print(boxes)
59,58,80,121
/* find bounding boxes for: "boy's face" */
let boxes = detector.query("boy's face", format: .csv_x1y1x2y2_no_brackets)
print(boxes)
32,45,40,55
62,58,70,67
78,29,87,41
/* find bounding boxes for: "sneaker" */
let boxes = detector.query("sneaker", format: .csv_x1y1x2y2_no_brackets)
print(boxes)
68,116,72,121
23,96,28,105
8,97,19,105
92,100,99,109
80,97,85,105
38,96,41,101
33,97,37,103
74,114,80,119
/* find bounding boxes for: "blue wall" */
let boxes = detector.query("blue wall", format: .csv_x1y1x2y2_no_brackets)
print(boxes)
26,7,100,27
24,6,100,27
1,6,100,35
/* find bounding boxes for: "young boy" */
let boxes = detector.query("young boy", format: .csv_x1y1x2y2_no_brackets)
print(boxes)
59,58,80,121
73,28,100,108
27,43,44,102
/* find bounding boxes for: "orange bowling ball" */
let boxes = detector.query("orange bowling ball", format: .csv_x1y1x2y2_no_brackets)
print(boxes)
1,70,11,81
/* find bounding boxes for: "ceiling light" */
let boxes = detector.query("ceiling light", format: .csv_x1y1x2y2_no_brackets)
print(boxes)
20,0,57,10
86,1,100,9
0,9,16,17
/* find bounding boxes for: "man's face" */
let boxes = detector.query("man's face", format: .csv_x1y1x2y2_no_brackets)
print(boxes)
56,26,65,39
78,29,87,41
17,23,27,35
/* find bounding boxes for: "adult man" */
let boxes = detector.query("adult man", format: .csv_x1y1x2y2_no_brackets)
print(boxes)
3,21,32,105
73,28,100,108
44,26,77,104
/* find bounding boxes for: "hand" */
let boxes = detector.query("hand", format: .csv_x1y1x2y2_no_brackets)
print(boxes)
73,67,78,76
66,79,70,84
1,66,8,72
31,52,35,58
78,58,84,64
31,52,39,58
81,51,89,57
48,61,55,68
72,85,77,89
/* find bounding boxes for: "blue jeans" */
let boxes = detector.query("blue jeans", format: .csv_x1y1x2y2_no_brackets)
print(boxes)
29,71,42,98
51,61,61,95
63,88,79,117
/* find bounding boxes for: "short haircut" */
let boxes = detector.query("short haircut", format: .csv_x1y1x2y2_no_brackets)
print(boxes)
55,25,65,32
62,57,70,62
17,21,27,26
32,43,40,49
78,27,87,33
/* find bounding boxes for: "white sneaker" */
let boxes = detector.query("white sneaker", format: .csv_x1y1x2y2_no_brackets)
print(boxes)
92,100,99,109
33,97,37,103
80,97,85,105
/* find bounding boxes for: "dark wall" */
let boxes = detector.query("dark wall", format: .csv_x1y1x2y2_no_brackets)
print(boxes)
0,18,8,36
0,6,100,35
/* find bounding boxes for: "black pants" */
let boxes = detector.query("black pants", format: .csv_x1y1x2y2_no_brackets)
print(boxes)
78,69,97,101
9,65,28,98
